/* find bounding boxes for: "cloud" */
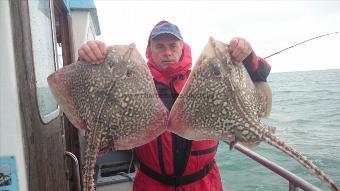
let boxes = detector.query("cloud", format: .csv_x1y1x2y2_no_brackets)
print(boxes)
94,0,340,72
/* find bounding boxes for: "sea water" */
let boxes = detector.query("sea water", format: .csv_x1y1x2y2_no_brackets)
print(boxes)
216,69,340,191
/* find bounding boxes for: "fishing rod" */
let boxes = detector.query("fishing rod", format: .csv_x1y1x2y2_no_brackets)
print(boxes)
264,31,339,59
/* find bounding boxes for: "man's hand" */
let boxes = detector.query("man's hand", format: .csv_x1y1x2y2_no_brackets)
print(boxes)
78,40,107,64
228,37,252,63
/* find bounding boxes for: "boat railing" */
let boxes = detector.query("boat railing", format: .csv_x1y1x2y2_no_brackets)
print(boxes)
224,142,321,191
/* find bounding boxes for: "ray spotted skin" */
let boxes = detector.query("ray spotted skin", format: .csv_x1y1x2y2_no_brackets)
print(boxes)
47,44,168,191
169,37,339,191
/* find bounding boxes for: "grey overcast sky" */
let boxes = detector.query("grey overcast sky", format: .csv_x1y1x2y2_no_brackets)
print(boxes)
94,0,340,73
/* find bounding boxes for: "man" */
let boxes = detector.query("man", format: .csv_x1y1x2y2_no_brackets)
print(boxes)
78,21,271,191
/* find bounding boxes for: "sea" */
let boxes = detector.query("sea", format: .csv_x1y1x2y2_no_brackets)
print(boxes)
216,69,340,191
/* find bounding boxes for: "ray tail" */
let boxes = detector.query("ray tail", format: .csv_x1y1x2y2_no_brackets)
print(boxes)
261,130,339,191
82,129,101,191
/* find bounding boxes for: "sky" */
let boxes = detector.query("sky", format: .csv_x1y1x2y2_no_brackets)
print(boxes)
94,0,340,73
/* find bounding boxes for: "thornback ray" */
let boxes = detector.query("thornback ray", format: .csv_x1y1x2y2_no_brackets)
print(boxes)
47,44,168,191
169,37,339,191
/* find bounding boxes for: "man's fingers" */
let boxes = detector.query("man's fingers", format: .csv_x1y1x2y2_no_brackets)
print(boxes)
82,45,99,63
238,39,252,62
78,49,92,63
229,37,253,63
96,40,108,56
229,38,241,62
87,41,106,60
77,40,108,64
231,39,244,62
229,38,238,51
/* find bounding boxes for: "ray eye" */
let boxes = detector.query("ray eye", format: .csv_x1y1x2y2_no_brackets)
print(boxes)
213,67,221,76
108,62,115,69
126,70,132,77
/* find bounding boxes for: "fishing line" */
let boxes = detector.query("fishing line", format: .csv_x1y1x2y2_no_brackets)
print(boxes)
264,31,339,59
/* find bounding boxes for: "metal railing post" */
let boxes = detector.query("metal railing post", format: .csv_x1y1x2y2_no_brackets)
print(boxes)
223,141,321,191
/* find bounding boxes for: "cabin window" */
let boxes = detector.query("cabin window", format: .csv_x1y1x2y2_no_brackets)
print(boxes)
28,0,59,122
54,6,64,69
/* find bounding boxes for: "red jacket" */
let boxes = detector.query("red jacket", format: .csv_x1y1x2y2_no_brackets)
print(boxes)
134,38,222,191
133,21,271,191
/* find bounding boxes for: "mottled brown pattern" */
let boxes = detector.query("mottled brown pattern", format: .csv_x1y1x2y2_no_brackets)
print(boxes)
169,37,339,191
47,44,168,191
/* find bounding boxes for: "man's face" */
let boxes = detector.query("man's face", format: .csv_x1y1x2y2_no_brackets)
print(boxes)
150,34,183,70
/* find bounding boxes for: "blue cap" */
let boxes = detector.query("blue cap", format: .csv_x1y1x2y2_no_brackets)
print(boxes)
150,22,183,40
